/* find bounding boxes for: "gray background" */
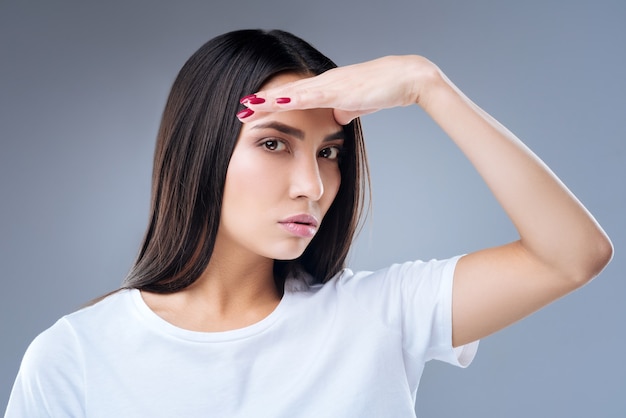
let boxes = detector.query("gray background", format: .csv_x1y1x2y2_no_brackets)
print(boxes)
1,0,624,416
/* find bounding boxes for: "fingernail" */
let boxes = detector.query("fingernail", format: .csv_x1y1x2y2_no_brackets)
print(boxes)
236,108,254,119
247,97,266,104
239,94,257,104
276,97,291,104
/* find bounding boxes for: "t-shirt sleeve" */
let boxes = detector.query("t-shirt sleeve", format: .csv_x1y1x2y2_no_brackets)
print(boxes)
5,318,85,418
342,256,478,368
399,256,478,367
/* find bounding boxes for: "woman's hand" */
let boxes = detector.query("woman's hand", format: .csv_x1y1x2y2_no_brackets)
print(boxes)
238,55,440,125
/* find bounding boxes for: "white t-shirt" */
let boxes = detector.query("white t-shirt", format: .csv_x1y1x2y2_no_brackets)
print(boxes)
6,256,478,417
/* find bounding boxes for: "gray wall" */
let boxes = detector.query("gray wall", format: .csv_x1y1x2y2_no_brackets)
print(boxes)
1,0,624,416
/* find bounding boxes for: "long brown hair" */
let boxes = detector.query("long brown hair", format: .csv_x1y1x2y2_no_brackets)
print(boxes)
123,29,368,293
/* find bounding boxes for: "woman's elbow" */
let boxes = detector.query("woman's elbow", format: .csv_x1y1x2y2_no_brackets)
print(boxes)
571,230,614,286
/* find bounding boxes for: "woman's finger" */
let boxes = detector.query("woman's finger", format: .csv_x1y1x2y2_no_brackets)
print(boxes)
242,82,340,112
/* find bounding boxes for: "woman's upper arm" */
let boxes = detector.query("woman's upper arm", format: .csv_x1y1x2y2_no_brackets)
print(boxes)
451,240,602,348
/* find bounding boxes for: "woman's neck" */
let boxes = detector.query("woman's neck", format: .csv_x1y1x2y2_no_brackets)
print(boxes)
141,247,281,333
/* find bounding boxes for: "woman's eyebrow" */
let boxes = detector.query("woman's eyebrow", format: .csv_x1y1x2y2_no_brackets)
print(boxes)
251,121,344,142
324,130,345,142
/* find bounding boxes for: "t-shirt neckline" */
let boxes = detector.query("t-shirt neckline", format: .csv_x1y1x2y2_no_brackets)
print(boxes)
128,287,292,343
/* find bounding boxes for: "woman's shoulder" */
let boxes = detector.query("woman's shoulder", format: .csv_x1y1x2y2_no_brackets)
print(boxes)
6,292,134,416
61,288,135,328
284,256,462,315
285,256,461,294
24,289,134,359
327,256,462,291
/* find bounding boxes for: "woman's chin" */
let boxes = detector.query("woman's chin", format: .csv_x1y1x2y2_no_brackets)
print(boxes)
268,245,310,262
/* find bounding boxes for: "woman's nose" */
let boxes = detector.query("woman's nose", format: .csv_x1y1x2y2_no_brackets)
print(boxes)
289,157,324,201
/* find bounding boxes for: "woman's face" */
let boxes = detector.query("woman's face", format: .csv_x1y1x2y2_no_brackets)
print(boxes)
217,73,344,262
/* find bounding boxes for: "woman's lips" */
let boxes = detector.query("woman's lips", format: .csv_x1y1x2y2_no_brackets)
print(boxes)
278,214,319,238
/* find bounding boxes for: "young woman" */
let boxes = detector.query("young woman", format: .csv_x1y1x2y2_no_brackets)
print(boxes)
5,29,612,417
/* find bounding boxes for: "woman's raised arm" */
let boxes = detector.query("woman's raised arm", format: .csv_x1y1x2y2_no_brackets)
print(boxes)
240,55,614,347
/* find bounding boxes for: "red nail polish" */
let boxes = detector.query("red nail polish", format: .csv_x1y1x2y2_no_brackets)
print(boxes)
236,108,254,119
247,97,265,104
239,94,256,104
276,97,291,104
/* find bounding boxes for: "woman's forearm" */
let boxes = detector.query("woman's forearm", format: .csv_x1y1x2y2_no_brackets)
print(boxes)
420,65,613,285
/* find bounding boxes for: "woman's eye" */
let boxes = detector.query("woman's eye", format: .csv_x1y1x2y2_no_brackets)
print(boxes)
319,146,342,160
262,140,285,151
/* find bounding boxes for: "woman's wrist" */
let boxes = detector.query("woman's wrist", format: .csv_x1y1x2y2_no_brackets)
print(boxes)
402,55,446,108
